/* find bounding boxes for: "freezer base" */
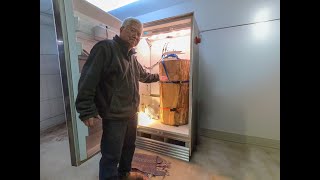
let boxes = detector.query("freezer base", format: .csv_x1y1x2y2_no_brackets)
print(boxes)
136,136,190,162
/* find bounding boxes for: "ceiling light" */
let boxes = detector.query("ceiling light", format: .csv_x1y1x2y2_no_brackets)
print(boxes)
85,0,138,12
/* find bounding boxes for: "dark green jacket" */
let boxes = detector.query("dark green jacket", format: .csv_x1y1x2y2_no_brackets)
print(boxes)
75,35,159,121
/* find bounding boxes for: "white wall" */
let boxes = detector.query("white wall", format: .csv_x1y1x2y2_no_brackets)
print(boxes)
40,12,65,132
136,0,280,140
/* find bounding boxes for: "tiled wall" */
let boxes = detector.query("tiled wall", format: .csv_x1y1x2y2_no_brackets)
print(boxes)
40,12,65,132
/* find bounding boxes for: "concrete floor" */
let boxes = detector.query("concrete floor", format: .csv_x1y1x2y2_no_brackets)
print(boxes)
40,124,279,180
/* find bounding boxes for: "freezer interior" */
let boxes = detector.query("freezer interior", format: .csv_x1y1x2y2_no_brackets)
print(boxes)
135,17,192,145
75,11,193,156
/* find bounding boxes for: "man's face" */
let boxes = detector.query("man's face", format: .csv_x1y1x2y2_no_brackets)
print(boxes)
120,22,143,49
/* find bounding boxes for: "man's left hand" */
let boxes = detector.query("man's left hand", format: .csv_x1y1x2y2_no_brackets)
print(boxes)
159,75,168,81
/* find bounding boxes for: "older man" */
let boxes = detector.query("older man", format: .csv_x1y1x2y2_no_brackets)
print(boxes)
76,17,160,180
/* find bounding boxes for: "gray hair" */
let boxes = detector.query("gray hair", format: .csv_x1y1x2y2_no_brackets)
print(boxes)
121,17,143,28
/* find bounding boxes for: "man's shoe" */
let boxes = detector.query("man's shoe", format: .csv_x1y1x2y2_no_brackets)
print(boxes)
118,172,146,180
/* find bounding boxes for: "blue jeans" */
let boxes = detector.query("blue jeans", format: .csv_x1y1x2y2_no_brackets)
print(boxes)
99,116,137,180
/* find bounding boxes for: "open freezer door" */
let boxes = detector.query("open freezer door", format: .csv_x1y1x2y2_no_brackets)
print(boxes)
52,0,120,166
189,13,200,156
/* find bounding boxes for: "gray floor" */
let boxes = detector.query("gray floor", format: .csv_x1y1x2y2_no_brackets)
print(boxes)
40,124,279,180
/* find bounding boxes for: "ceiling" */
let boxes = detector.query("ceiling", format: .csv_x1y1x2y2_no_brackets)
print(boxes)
40,0,190,19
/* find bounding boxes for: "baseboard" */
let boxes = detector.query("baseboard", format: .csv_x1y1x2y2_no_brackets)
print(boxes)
199,128,280,149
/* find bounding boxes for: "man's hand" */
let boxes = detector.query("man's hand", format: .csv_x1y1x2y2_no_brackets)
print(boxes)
83,115,102,127
159,75,168,82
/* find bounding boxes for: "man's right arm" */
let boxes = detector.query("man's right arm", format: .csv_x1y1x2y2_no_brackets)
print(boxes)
75,42,110,122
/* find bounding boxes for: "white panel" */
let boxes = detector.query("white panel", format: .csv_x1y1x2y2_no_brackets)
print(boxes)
40,75,44,101
136,0,280,31
40,25,58,55
52,74,63,97
198,20,280,140
46,75,55,99
56,76,63,97
46,55,60,75
40,55,60,75
135,0,280,140
40,101,51,121
40,75,49,100
40,55,46,75
57,98,66,115
190,0,280,31
40,0,65,131
40,0,52,12
40,114,65,132
40,13,55,26
46,75,54,99
50,98,65,117
46,75,63,99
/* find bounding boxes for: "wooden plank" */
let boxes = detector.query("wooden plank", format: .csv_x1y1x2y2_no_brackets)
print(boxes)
159,60,190,126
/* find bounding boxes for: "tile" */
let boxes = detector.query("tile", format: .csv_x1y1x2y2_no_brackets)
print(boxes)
40,114,65,132
40,54,60,75
47,75,63,98
40,25,58,55
40,75,48,100
40,100,51,121
50,97,65,116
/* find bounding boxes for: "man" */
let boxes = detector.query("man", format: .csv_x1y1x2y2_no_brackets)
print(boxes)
75,17,162,180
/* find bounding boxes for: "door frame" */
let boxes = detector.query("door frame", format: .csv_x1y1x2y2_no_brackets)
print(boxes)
52,0,88,166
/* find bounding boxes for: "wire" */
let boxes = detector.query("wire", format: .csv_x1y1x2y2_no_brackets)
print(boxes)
143,57,162,70
144,42,170,70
